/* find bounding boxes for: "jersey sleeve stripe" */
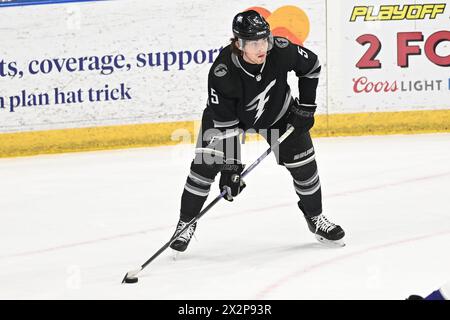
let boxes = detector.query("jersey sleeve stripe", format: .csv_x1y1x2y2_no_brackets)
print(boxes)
301,58,321,78
213,119,240,128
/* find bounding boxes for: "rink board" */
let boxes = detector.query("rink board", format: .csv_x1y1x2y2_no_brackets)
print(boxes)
1,109,449,158
0,0,448,157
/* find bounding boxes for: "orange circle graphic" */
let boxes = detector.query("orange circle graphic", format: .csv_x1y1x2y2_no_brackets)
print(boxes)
245,6,271,19
271,26,303,46
242,5,310,45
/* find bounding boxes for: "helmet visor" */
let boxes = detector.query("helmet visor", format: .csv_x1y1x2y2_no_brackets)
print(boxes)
238,34,274,52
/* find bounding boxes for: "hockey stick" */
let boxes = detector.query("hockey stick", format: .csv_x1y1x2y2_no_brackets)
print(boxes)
122,126,295,283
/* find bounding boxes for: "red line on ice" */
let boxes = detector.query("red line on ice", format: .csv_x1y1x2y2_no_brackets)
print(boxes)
1,171,449,259
255,229,450,299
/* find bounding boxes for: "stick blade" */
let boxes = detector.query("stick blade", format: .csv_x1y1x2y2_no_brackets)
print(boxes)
121,273,130,284
121,269,141,284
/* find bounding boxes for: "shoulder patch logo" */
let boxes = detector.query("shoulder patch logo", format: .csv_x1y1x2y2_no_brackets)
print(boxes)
275,37,289,48
214,64,228,77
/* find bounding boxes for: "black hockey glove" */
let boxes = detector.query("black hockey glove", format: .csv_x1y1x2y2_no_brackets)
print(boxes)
286,98,317,133
219,163,246,202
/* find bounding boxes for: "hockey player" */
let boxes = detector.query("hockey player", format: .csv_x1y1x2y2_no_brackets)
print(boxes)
408,280,450,300
170,10,345,252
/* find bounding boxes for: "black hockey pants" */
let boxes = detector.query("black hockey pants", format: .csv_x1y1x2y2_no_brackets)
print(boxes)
179,109,322,222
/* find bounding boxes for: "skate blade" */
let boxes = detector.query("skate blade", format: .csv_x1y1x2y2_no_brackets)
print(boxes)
315,235,346,248
171,250,181,260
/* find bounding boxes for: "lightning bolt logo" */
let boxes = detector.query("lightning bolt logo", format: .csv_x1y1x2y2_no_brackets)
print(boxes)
246,79,276,125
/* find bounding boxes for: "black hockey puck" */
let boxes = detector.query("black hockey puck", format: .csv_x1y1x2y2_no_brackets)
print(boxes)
124,277,138,284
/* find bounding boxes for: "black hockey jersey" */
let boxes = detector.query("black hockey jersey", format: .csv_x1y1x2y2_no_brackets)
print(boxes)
206,37,321,132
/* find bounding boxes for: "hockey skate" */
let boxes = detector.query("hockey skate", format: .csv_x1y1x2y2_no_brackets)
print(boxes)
169,219,197,253
304,214,345,247
406,295,424,300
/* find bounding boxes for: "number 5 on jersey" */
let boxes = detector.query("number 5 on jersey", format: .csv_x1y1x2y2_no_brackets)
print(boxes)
210,88,219,104
298,47,309,59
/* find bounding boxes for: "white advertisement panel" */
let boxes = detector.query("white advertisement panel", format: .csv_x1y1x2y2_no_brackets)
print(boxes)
327,0,449,114
0,0,326,133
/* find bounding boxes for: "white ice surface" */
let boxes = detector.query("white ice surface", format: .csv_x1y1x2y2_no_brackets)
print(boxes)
0,133,449,300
